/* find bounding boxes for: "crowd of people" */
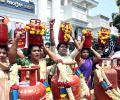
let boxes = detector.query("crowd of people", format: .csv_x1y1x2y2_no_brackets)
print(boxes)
0,19,120,100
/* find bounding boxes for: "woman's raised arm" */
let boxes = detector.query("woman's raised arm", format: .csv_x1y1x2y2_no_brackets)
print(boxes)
8,33,20,64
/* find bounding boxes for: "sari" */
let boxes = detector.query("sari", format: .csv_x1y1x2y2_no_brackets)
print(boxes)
79,58,93,88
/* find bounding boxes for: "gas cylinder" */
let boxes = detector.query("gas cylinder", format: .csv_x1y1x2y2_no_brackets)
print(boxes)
113,58,120,88
83,36,92,48
58,27,70,43
58,28,65,43
18,66,46,100
14,22,26,48
0,16,8,45
28,34,43,46
58,23,71,43
51,74,81,100
26,19,43,46
94,58,118,100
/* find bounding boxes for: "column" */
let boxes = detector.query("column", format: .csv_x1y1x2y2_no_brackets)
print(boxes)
51,0,61,45
64,0,68,6
37,0,47,22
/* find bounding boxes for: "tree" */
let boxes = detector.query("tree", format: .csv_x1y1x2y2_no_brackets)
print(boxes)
112,0,120,32
112,0,120,51
112,14,120,32
116,0,120,13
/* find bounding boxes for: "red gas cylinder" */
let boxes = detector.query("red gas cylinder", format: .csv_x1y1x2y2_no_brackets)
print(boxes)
58,23,71,43
83,36,92,48
14,22,26,48
28,34,43,46
58,28,66,43
18,66,46,100
113,58,120,88
94,59,118,100
25,19,43,46
0,16,8,45
51,74,81,100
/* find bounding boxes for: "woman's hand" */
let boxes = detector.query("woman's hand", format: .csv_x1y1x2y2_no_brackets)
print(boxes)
81,35,85,42
54,58,63,64
90,46,101,58
0,62,9,70
15,32,21,42
49,19,55,29
90,46,93,50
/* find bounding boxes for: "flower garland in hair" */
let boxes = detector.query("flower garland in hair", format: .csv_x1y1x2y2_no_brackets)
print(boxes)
82,28,93,38
25,21,47,35
60,23,72,42
98,28,110,45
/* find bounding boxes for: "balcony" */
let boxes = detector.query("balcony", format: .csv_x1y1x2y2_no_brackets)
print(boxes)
63,3,88,27
72,0,98,8
63,3,88,23
88,15,110,28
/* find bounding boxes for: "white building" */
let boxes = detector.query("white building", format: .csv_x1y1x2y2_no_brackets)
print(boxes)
0,0,118,43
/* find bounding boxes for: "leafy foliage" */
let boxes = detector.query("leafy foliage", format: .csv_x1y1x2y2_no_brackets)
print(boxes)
112,14,120,32
116,0,120,6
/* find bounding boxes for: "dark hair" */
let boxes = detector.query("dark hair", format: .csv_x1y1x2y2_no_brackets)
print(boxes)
45,42,51,46
81,48,90,53
114,45,120,52
27,45,41,56
0,45,8,52
57,43,68,50
68,42,75,52
81,48,99,58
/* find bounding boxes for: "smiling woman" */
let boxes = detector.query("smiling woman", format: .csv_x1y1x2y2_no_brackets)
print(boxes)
0,45,10,100
0,16,10,100
8,21,54,99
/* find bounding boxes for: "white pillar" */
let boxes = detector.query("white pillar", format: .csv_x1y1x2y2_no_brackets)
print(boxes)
37,0,47,22
52,0,61,45
64,0,68,6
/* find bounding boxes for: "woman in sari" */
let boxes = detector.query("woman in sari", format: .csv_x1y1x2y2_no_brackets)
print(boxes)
76,47,101,87
8,20,60,100
43,33,85,100
0,45,10,100
75,46,101,99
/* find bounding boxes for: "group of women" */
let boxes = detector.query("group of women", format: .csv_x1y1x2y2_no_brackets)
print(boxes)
0,19,120,100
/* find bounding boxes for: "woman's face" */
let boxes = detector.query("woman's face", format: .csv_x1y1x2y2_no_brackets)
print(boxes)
81,49,89,59
30,46,41,61
0,48,7,62
58,44,67,56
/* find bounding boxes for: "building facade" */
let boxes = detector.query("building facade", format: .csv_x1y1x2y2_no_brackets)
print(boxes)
0,0,118,43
